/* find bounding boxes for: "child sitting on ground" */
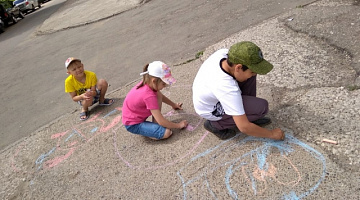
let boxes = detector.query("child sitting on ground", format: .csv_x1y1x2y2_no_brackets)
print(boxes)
64,57,114,121
122,61,188,140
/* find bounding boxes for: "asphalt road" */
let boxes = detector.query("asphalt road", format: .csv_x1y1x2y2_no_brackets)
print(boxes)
0,0,315,150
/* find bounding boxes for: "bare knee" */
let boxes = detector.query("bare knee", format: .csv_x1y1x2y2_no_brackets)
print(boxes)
162,129,172,139
97,79,108,90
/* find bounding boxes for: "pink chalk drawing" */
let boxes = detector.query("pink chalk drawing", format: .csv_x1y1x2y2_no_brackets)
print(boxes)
241,154,301,196
112,83,210,170
10,84,210,185
11,103,204,174
37,107,123,170
10,107,123,176
10,141,26,173
43,148,76,169
113,110,206,170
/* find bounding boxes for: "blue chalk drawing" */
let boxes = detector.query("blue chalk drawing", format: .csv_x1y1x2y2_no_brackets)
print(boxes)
35,147,56,170
177,133,326,200
103,109,117,118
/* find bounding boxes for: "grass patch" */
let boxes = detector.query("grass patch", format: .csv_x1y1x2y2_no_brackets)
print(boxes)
195,51,204,59
347,85,360,91
174,51,204,66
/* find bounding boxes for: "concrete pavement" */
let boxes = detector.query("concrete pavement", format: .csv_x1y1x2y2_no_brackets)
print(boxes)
36,0,146,35
1,0,359,199
2,0,319,151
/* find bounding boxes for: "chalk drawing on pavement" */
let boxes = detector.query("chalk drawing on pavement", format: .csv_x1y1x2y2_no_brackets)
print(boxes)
8,83,327,199
113,109,205,170
28,83,191,171
9,107,123,185
34,107,123,171
177,133,326,200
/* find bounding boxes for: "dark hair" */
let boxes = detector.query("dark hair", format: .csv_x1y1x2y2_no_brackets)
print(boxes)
226,58,248,71
137,64,162,90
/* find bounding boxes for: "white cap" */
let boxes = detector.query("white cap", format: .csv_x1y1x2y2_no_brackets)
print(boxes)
140,61,176,85
65,57,81,69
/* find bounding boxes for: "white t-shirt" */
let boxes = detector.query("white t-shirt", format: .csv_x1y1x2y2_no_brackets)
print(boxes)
192,49,245,121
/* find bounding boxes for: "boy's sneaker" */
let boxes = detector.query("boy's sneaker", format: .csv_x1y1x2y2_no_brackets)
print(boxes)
252,117,272,126
204,120,236,140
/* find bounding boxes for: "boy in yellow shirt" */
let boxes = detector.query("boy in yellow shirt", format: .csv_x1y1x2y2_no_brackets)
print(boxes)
64,57,114,121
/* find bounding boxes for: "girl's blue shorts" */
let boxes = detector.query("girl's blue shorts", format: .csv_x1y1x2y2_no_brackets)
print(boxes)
125,121,166,140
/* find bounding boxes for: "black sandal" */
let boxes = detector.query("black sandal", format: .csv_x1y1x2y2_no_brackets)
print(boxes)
99,98,114,106
79,111,90,121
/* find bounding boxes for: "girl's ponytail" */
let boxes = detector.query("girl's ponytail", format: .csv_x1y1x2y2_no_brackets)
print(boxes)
137,64,150,89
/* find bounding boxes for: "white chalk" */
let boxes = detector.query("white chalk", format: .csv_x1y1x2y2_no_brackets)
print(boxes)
322,139,338,145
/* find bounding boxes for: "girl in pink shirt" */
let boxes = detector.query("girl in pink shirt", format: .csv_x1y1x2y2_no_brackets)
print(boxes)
122,61,188,140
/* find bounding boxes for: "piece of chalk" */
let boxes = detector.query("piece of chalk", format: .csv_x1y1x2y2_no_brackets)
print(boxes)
322,139,338,144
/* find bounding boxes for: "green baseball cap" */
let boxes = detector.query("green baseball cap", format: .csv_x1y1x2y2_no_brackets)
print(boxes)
228,41,273,75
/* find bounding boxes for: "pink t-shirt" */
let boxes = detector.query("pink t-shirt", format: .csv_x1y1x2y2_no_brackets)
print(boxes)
122,82,159,125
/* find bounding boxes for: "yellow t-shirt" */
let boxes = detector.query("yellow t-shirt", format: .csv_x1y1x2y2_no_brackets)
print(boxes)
65,70,97,95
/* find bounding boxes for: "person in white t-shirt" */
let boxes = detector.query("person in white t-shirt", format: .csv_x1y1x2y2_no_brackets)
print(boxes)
192,41,285,140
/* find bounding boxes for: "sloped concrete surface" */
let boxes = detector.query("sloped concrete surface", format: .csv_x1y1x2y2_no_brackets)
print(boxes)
36,0,148,34
1,0,359,199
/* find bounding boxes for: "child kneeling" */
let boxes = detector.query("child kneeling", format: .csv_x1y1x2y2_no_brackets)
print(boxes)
122,61,188,140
